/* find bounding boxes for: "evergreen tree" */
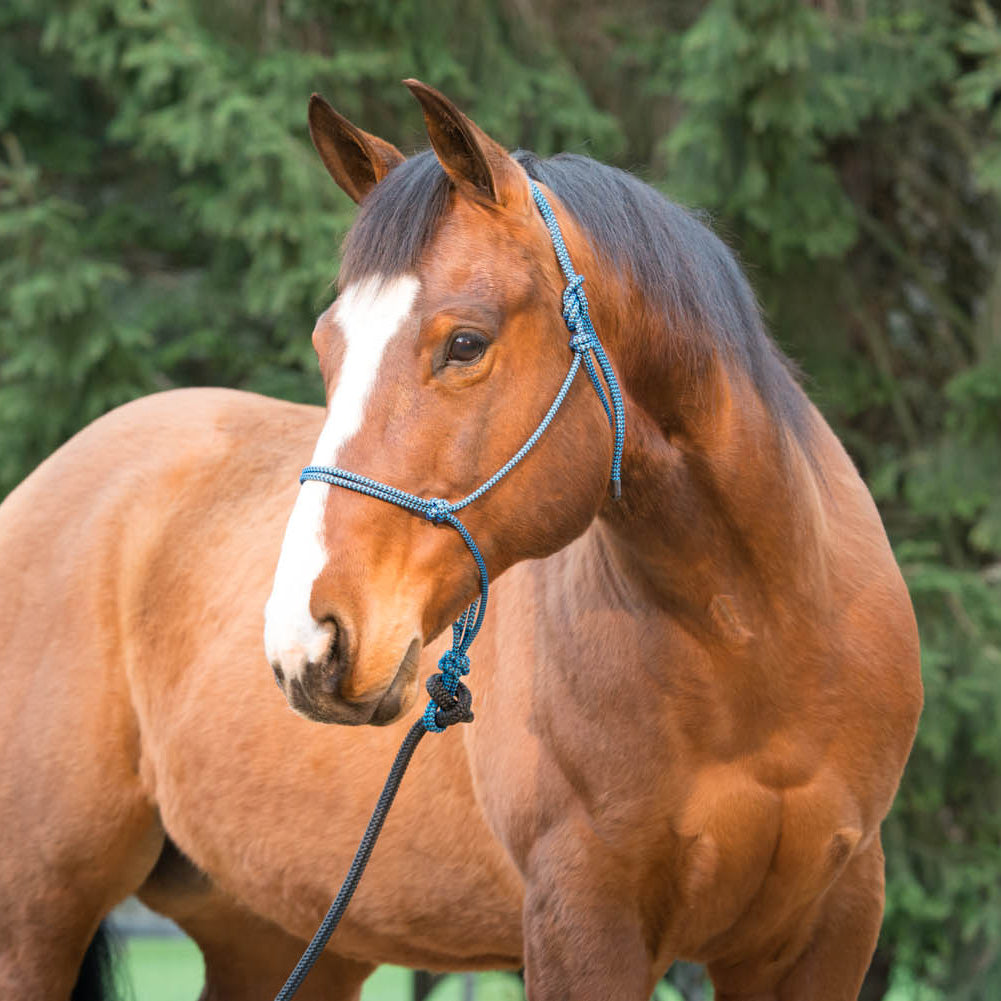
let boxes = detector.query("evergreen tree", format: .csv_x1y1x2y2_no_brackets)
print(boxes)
1,1,999,996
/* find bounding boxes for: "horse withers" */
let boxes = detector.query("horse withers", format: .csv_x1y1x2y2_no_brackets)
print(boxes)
0,81,921,1001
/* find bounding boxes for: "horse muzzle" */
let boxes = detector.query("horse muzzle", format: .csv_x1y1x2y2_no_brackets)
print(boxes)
274,630,423,726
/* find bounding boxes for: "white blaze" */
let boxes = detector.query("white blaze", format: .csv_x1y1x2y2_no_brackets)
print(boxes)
264,274,420,680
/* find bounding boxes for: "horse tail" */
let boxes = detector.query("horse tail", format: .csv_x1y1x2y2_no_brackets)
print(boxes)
71,921,125,1001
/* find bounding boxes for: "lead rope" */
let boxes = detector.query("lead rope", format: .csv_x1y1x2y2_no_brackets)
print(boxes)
274,182,624,1000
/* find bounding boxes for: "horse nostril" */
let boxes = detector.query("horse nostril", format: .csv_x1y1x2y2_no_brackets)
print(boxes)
315,615,353,698
319,616,344,671
272,663,285,688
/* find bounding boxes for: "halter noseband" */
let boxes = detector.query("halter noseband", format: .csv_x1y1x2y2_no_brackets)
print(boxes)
299,181,625,733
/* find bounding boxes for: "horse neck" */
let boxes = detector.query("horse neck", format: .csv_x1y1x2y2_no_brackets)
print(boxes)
591,308,828,632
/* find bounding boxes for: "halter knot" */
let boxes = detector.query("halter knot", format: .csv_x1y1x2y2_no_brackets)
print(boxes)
423,672,474,731
570,330,599,353
424,497,451,524
561,273,588,333
438,648,471,676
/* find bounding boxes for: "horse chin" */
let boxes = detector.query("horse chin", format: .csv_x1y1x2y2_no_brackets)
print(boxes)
368,638,422,725
287,636,422,727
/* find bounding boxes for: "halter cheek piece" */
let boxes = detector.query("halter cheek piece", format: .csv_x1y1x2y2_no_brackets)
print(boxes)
276,183,625,1001
299,182,625,733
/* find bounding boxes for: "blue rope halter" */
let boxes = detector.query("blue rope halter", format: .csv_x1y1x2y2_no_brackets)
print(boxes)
299,181,625,733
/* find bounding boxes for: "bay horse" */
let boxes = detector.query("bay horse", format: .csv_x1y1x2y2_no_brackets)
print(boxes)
0,80,922,1001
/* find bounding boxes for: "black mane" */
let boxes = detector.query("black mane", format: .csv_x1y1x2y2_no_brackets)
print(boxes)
340,149,812,452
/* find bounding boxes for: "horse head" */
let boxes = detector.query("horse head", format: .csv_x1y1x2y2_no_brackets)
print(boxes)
264,82,615,725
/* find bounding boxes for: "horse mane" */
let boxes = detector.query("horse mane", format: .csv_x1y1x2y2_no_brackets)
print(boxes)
339,149,814,455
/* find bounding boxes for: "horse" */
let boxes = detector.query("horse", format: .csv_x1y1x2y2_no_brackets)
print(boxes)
0,80,922,1001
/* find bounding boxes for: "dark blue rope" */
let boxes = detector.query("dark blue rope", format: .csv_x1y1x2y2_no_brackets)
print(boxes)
530,182,625,496
299,182,623,732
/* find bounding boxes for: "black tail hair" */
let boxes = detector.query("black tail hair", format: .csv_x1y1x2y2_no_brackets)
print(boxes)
71,921,126,1001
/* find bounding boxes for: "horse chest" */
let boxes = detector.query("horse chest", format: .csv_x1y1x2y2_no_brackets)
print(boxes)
471,678,862,965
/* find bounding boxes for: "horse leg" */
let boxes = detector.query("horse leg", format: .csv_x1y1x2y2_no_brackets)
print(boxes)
710,838,886,1001
193,918,374,1001
774,838,885,1001
0,784,162,998
520,827,654,1001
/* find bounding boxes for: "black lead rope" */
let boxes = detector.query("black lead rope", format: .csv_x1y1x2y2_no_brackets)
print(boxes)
274,719,426,1000
274,676,474,1001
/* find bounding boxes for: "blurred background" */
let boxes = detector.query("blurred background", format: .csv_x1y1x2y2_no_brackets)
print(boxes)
2,0,999,999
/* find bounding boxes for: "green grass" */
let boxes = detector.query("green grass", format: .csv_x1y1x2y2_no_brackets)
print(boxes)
121,937,204,1001
120,937,693,1000
422,972,526,1000
119,936,471,1000
365,965,419,999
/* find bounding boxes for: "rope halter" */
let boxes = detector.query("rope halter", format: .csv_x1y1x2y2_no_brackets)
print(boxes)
299,181,625,732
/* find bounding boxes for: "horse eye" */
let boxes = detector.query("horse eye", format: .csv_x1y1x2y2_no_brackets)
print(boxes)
446,331,488,365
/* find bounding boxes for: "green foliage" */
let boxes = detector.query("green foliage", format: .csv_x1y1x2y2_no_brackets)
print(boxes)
956,1,1001,196
0,134,153,488
0,0,619,494
2,0,1000,997
660,0,955,266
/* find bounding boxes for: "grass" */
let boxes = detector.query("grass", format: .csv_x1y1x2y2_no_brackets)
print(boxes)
119,936,487,1000
117,930,937,1001
120,936,703,1000
121,938,203,1001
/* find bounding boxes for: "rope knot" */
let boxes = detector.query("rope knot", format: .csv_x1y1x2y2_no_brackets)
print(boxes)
561,273,588,333
423,672,474,732
424,497,451,524
570,330,598,353
438,648,471,677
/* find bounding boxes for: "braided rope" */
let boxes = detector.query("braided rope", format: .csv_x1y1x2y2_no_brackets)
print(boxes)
274,719,427,1001
531,181,625,495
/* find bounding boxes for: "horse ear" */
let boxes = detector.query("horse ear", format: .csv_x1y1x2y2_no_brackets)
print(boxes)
308,94,405,204
403,79,529,209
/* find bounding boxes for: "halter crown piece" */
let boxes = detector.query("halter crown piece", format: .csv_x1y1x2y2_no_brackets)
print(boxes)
299,181,625,733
